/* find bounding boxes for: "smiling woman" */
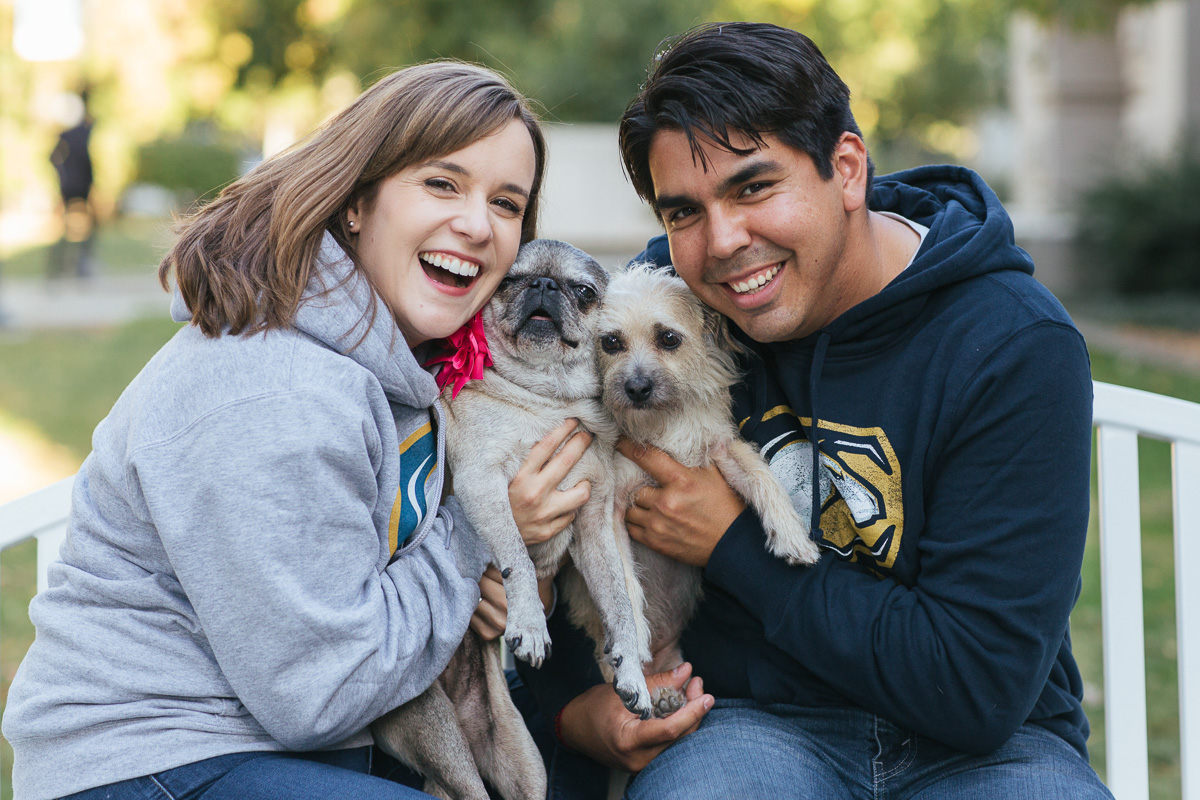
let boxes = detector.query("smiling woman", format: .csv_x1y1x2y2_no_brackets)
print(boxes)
346,119,537,348
0,61,572,800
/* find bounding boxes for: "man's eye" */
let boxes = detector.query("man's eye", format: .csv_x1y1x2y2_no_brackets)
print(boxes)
666,207,696,224
740,181,771,197
599,334,623,353
657,330,682,350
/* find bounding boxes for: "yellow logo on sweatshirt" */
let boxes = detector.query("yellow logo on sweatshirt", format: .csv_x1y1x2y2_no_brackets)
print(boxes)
389,421,437,553
750,406,904,571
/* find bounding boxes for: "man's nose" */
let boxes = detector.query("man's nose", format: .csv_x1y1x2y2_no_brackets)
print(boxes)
706,205,751,260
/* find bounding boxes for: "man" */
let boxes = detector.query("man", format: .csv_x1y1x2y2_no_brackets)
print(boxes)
518,21,1110,799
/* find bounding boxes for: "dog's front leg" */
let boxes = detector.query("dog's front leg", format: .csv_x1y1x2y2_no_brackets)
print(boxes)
569,484,653,720
454,474,551,667
714,438,821,566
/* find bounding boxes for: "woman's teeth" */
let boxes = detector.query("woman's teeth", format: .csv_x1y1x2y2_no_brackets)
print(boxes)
731,264,780,294
419,251,480,278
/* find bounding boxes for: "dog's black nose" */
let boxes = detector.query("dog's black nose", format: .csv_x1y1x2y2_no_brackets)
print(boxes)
532,277,560,294
625,376,653,403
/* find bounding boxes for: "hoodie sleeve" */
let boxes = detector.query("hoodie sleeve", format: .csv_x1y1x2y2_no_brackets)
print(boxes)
131,386,488,751
705,320,1093,755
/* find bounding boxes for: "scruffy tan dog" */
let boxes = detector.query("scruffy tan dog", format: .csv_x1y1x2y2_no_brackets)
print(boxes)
561,264,822,716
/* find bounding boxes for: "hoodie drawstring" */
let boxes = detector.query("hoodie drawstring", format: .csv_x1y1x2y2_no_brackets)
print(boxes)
808,332,831,542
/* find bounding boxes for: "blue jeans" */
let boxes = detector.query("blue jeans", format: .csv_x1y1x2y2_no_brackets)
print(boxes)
621,700,1113,800
61,671,548,800
61,746,432,800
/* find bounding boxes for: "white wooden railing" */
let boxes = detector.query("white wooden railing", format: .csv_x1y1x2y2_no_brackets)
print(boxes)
1,381,1199,798
1093,382,1200,800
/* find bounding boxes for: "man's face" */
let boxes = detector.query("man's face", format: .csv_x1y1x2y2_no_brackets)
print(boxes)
648,129,860,343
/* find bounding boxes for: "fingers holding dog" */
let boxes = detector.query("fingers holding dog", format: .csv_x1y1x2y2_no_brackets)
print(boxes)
469,565,508,640
620,440,745,568
558,661,713,773
510,418,593,546
469,566,558,640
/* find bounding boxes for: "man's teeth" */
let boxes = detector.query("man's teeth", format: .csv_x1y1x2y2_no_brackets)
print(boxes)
731,264,780,294
420,252,480,278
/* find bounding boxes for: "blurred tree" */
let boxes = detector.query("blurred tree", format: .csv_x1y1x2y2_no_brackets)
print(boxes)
1,0,1170,219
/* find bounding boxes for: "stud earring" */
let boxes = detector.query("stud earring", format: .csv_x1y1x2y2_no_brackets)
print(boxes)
347,219,357,231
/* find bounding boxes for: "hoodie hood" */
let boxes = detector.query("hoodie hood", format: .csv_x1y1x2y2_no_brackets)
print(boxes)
805,164,1033,348
171,232,441,410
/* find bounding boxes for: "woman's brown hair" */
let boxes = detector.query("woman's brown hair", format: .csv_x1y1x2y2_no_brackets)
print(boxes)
161,61,547,338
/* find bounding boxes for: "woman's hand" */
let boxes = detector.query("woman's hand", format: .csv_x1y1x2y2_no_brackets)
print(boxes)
469,565,556,640
509,418,593,546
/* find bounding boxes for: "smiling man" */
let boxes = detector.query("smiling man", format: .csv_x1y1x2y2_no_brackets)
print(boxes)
518,21,1113,800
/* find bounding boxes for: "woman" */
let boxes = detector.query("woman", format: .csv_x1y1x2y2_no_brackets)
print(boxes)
3,61,582,800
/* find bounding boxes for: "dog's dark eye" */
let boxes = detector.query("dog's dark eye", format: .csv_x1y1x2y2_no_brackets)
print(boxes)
658,330,682,350
497,276,516,291
600,334,623,353
573,284,597,304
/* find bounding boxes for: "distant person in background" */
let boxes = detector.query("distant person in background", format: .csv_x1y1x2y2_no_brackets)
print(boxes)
47,89,96,279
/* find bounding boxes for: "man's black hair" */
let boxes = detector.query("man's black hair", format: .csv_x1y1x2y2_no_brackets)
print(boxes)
619,22,874,214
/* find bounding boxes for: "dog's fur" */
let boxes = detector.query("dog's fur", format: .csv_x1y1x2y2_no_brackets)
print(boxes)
561,264,822,716
372,240,656,799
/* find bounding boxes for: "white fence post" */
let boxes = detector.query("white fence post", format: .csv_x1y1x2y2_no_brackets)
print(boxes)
1174,440,1200,800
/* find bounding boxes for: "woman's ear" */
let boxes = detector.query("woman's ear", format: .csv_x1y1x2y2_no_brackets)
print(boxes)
345,200,363,234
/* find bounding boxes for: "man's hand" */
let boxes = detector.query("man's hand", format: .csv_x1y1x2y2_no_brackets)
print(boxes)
619,440,745,568
470,565,556,640
510,418,592,546
558,663,714,773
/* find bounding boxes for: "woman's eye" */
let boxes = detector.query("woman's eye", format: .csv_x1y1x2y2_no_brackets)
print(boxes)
426,178,456,192
658,330,682,350
493,197,523,215
600,334,623,353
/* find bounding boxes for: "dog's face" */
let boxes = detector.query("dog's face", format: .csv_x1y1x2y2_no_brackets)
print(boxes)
597,266,736,418
483,239,609,395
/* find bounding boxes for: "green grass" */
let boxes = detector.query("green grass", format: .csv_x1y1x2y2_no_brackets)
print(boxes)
0,216,176,280
0,316,183,459
0,321,1195,798
1079,348,1200,800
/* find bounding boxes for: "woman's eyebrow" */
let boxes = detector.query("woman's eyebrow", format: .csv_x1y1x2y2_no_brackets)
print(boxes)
421,160,530,199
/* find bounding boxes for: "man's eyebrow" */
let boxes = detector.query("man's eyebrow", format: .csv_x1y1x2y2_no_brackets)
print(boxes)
716,159,782,196
654,158,783,211
421,160,530,199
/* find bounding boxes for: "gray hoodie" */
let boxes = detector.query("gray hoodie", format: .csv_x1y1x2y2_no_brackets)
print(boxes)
2,235,490,799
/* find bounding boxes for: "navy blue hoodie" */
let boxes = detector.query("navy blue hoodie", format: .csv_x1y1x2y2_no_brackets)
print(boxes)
521,165,1094,760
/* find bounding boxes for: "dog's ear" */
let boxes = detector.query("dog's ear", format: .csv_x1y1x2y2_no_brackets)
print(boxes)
700,302,749,357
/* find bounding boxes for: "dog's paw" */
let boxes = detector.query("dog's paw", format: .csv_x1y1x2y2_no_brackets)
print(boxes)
504,614,552,668
612,662,653,720
650,685,687,718
772,532,821,566
763,512,821,566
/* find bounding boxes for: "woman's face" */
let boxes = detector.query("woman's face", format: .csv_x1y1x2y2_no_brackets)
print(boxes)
347,118,537,349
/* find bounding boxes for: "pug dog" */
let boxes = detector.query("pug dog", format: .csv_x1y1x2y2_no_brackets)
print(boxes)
561,264,822,717
372,240,656,800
